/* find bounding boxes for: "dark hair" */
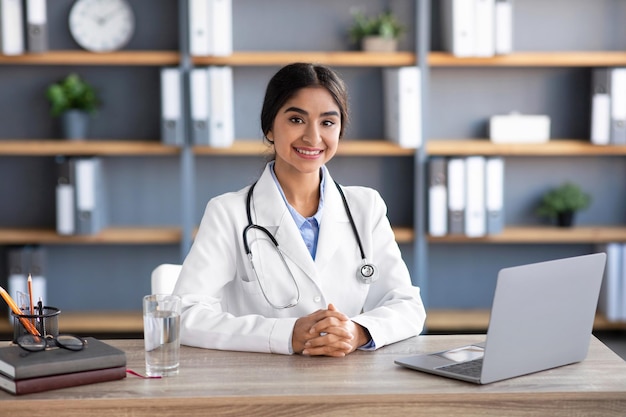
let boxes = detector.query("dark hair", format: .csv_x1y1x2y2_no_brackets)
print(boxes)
260,63,349,141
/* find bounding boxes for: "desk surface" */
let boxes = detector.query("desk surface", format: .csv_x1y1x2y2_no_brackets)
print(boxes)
1,335,625,416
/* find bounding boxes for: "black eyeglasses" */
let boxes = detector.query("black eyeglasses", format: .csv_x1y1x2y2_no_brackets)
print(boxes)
16,334,86,352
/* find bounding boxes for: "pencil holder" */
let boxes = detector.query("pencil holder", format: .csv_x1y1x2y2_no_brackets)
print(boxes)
11,306,61,343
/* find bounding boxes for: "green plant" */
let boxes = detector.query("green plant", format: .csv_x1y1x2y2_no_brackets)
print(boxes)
46,73,100,117
348,10,405,44
536,182,591,218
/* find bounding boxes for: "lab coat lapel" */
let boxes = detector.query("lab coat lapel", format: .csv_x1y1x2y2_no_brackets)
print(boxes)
314,174,350,270
251,165,317,280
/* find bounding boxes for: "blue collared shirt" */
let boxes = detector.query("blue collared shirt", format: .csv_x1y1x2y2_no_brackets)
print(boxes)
269,162,324,260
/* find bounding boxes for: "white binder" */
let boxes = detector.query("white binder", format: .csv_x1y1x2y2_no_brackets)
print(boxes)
25,0,48,53
590,68,611,145
464,156,486,237
74,157,105,235
160,67,184,146
208,66,234,147
7,247,27,314
383,66,422,148
0,0,25,55
494,0,513,55
189,0,211,56
474,0,495,57
190,67,210,145
428,158,448,237
485,157,504,235
56,156,75,235
29,246,47,306
441,0,475,57
447,158,466,235
610,68,626,145
597,243,622,322
210,0,233,56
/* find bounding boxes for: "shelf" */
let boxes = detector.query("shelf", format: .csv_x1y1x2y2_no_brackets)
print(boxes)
428,226,626,244
194,140,415,156
0,50,180,66
193,51,417,67
0,226,413,245
426,309,626,332
0,227,181,245
0,311,144,336
3,51,626,69
427,140,626,156
0,140,180,156
429,51,626,67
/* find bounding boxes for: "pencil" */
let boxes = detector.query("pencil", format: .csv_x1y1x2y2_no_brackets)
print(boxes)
0,286,40,336
27,274,34,316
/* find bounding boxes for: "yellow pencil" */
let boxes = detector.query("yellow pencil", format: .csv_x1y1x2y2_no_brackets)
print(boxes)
0,286,40,336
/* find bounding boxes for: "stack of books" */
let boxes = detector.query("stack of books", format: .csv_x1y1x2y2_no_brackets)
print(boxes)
0,337,126,395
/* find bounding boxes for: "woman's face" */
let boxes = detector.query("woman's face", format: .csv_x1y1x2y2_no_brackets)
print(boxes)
267,86,341,179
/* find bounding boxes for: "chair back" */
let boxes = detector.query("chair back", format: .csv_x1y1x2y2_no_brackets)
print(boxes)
151,264,182,294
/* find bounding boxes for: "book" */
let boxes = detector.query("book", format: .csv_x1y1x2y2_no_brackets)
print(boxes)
0,365,126,395
0,337,126,380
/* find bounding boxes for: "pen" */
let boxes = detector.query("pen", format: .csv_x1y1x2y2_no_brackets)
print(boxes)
27,274,34,316
0,286,40,336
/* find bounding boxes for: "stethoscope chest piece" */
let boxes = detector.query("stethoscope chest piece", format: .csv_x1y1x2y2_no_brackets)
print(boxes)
358,261,379,284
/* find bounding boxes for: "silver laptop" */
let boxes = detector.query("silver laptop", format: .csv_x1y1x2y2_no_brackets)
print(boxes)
395,252,607,384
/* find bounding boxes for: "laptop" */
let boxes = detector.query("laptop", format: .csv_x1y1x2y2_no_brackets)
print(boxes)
395,252,607,384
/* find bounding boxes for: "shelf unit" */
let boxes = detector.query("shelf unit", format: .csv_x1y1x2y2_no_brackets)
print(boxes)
3,0,625,335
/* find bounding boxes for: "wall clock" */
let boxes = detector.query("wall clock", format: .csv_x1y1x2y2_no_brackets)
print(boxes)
69,0,135,52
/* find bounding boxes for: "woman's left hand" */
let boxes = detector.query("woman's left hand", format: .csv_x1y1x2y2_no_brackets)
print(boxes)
302,303,370,357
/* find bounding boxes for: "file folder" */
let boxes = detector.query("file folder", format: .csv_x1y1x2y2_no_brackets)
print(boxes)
464,156,486,237
7,247,27,315
189,0,211,56
494,0,513,55
74,157,106,235
590,68,611,146
25,0,47,53
441,0,475,57
55,156,75,236
28,246,47,305
428,158,448,237
190,67,210,145
447,158,466,235
474,0,495,57
160,67,184,146
0,0,25,55
610,68,626,145
208,66,234,147
383,66,422,148
485,157,504,235
210,0,232,56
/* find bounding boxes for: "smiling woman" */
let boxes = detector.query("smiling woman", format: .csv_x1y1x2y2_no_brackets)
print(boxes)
173,62,426,358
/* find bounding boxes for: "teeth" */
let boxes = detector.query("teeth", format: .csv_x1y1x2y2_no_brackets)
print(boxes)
296,148,321,155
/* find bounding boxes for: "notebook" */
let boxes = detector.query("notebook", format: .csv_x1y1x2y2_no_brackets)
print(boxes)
395,252,607,384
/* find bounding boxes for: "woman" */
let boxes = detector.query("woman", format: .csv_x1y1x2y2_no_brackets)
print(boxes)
174,63,426,357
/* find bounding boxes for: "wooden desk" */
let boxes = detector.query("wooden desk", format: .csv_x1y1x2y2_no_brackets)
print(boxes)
1,335,625,416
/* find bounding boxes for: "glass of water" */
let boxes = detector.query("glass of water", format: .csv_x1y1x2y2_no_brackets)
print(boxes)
143,294,182,377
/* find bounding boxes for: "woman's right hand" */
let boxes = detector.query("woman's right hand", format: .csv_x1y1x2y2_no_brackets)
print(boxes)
292,306,350,356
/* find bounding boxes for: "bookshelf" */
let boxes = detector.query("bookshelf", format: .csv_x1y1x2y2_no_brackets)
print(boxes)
2,0,625,334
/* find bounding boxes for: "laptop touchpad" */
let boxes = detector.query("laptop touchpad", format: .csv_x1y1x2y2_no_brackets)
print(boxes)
437,345,485,362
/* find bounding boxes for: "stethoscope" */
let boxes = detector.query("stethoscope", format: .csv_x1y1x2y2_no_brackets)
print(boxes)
242,180,379,309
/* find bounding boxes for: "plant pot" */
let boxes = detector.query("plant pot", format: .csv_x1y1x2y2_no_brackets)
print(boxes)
556,211,575,228
60,109,90,140
361,36,398,52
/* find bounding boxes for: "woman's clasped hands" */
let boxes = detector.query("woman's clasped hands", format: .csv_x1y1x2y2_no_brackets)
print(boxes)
292,303,370,357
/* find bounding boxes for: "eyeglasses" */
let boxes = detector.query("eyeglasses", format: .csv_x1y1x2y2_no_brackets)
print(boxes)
16,334,86,352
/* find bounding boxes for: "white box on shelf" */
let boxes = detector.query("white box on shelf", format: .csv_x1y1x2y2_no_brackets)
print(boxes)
489,113,550,143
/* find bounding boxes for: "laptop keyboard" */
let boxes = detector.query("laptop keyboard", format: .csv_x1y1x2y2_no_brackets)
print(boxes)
436,358,484,379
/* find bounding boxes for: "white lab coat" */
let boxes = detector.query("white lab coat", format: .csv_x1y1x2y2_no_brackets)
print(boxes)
174,163,426,355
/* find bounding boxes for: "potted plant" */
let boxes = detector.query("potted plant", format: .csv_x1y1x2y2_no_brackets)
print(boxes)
536,182,591,227
46,73,100,140
348,10,405,52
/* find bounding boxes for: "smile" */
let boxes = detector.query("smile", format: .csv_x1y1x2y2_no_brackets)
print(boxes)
295,148,323,156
